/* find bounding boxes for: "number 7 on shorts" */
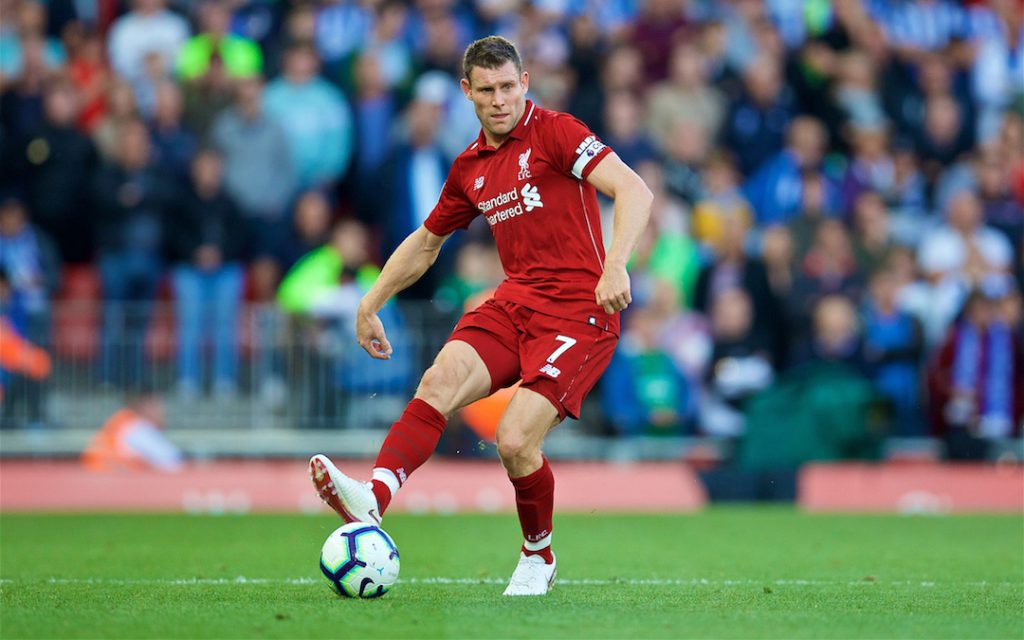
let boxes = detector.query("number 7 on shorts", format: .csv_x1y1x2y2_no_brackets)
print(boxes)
547,335,577,364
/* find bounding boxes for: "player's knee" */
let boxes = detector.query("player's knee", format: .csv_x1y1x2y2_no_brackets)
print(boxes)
496,432,537,469
414,364,458,414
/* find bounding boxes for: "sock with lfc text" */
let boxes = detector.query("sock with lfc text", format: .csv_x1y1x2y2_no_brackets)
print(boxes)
510,456,555,564
370,398,447,515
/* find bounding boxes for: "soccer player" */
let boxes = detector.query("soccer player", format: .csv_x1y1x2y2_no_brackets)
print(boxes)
310,36,652,596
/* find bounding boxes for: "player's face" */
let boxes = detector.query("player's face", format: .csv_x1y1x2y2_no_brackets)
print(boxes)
461,62,529,145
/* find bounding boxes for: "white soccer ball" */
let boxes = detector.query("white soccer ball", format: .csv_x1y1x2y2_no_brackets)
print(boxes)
319,522,400,598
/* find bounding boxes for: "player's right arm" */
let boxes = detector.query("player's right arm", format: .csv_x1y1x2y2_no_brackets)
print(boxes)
356,226,451,359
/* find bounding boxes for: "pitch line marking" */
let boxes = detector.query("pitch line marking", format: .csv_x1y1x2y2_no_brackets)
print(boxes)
0,577,1017,588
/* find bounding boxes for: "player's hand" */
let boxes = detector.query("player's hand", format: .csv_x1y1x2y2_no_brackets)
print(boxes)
595,265,631,314
356,310,393,360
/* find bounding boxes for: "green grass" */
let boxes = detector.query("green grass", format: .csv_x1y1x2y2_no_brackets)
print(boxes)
1,509,1022,639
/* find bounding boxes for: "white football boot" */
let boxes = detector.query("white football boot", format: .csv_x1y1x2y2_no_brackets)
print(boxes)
502,552,557,596
309,454,381,525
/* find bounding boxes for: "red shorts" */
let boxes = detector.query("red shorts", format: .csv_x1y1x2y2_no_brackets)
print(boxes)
447,299,618,421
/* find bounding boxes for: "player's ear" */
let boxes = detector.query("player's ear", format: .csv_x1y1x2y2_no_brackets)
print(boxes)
460,77,472,100
521,71,529,93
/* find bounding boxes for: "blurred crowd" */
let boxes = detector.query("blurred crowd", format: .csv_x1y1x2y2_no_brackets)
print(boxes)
0,0,1022,455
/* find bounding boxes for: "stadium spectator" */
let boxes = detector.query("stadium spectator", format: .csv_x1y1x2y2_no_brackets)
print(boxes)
661,119,708,206
928,277,1023,458
6,79,98,263
0,193,59,428
743,116,830,225
312,0,372,73
92,119,171,387
351,51,398,189
270,190,334,278
840,123,895,215
0,0,65,79
0,192,60,327
876,0,966,64
82,388,183,471
210,75,295,259
851,191,898,276
263,42,354,189
92,79,140,162
968,0,1024,142
107,0,189,92
785,170,840,259
832,50,887,135
168,149,246,398
601,90,658,172
180,43,235,137
409,6,470,76
434,241,503,313
570,42,643,136
721,56,796,177
691,151,753,250
915,190,1014,341
885,139,930,244
176,0,262,82
975,148,1024,257
277,218,412,427
376,80,450,298
63,24,109,134
602,306,693,437
760,224,796,366
625,163,701,308
646,40,725,149
700,287,774,438
0,36,57,150
862,267,926,436
0,267,52,428
693,208,780,354
721,0,766,73
792,219,863,321
915,93,975,182
797,294,864,370
147,80,196,179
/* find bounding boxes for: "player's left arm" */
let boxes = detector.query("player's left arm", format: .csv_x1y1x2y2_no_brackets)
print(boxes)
585,153,653,314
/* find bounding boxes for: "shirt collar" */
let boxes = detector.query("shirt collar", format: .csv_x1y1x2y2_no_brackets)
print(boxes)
475,100,536,155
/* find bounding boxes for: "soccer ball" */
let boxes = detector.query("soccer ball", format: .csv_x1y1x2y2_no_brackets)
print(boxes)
319,522,400,598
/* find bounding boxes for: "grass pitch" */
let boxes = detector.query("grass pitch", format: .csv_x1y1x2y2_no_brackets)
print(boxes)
1,509,1021,639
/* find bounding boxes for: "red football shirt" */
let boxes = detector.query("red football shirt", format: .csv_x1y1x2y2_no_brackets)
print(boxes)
424,100,619,334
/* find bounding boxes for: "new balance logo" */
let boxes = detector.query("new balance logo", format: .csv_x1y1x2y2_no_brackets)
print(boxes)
539,364,561,378
517,148,532,180
474,176,485,190
397,468,407,484
521,183,543,212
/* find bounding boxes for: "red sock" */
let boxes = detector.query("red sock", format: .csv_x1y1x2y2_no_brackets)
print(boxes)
370,398,446,515
510,456,554,564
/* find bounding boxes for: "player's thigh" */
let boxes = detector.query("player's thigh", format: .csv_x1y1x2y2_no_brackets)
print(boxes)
414,340,494,416
494,386,561,456
445,299,523,393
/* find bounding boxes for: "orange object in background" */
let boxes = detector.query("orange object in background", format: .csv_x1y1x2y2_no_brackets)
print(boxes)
0,317,52,383
461,382,520,442
82,408,150,471
81,395,183,472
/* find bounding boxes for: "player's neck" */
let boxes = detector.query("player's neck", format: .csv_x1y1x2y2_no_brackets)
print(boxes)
484,132,509,148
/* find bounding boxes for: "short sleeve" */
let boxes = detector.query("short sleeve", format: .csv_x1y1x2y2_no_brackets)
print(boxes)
543,113,614,180
423,162,478,236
